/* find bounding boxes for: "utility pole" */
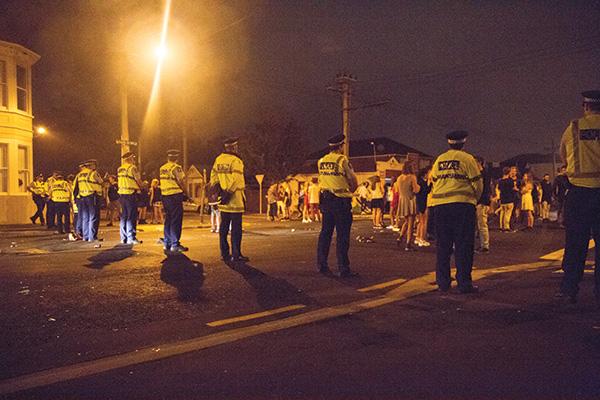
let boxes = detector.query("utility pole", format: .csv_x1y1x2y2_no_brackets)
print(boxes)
327,73,356,157
544,138,559,180
327,73,387,157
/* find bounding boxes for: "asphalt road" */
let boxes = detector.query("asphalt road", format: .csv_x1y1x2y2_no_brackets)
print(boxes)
1,213,599,399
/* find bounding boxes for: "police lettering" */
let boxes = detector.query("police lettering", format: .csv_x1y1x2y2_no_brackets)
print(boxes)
320,162,337,171
438,160,460,171
216,164,231,172
580,129,600,140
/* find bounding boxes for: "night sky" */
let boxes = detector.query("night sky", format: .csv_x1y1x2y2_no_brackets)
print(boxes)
1,1,599,177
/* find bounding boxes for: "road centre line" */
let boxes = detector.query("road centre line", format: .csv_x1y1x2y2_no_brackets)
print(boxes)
207,305,306,327
0,261,557,395
358,278,407,292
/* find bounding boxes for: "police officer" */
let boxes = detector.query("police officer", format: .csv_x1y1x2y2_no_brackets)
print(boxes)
28,173,46,225
558,90,600,305
210,138,248,262
316,134,359,277
430,130,483,293
118,152,143,245
45,171,59,229
49,173,72,235
160,149,189,252
71,162,85,240
75,159,104,243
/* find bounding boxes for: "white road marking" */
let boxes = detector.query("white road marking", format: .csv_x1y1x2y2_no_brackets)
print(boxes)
358,278,407,292
0,260,556,395
207,305,306,327
539,240,595,261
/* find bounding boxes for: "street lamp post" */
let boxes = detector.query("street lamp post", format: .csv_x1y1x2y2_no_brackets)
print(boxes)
371,141,377,170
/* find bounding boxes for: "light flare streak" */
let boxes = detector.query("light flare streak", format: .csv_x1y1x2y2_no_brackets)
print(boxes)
143,0,171,134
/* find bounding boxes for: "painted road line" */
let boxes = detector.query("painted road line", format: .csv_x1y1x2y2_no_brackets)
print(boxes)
540,240,595,261
358,278,407,292
207,305,306,327
0,262,556,395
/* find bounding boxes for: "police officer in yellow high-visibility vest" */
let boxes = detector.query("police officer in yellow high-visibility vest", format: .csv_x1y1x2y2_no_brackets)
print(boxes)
160,149,189,252
118,152,143,245
316,134,359,277
430,130,483,294
45,171,59,229
28,173,46,225
75,159,104,243
558,91,600,305
49,173,72,235
210,138,248,262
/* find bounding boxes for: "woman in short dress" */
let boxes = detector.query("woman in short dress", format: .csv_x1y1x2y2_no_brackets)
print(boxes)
521,173,534,230
150,179,163,224
415,165,432,247
396,162,421,250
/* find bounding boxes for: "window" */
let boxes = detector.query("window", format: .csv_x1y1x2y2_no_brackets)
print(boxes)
18,145,29,192
16,65,28,112
0,60,7,108
0,144,7,193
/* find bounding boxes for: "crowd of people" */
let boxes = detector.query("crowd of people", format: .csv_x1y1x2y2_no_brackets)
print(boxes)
22,90,600,306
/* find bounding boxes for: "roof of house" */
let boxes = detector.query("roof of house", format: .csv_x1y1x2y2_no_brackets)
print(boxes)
307,136,433,160
500,153,561,166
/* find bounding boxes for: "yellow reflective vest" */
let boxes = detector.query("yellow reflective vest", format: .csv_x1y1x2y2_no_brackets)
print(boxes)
430,149,483,206
210,153,246,213
118,162,140,195
318,153,353,198
76,168,102,197
44,177,55,196
29,181,45,195
50,179,71,203
159,162,184,196
561,113,600,188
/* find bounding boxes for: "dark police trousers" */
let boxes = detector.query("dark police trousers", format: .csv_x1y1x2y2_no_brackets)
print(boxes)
31,194,46,224
434,203,476,291
317,192,353,274
120,193,139,242
46,199,56,228
74,197,82,236
80,195,100,241
560,186,600,301
54,201,71,234
220,212,243,258
163,192,184,249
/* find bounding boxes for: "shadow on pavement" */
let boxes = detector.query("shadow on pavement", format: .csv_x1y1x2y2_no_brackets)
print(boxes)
160,253,205,302
84,244,135,269
228,261,314,309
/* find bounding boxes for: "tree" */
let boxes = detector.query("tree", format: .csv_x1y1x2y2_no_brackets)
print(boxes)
241,111,309,183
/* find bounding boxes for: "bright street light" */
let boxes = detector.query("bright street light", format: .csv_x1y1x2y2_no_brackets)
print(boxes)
155,44,167,60
36,127,46,134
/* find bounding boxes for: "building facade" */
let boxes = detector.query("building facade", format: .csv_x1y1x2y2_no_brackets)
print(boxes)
0,41,40,224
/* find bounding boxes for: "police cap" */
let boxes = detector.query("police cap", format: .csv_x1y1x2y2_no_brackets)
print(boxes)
327,134,345,146
223,137,239,147
83,159,97,166
446,130,468,144
167,149,180,156
582,91,600,103
121,151,135,159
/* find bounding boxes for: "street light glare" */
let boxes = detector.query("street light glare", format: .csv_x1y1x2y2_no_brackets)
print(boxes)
37,127,46,134
155,44,167,60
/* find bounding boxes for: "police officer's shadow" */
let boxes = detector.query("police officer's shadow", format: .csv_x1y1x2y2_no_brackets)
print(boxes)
160,253,205,302
85,244,135,269
227,261,313,310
